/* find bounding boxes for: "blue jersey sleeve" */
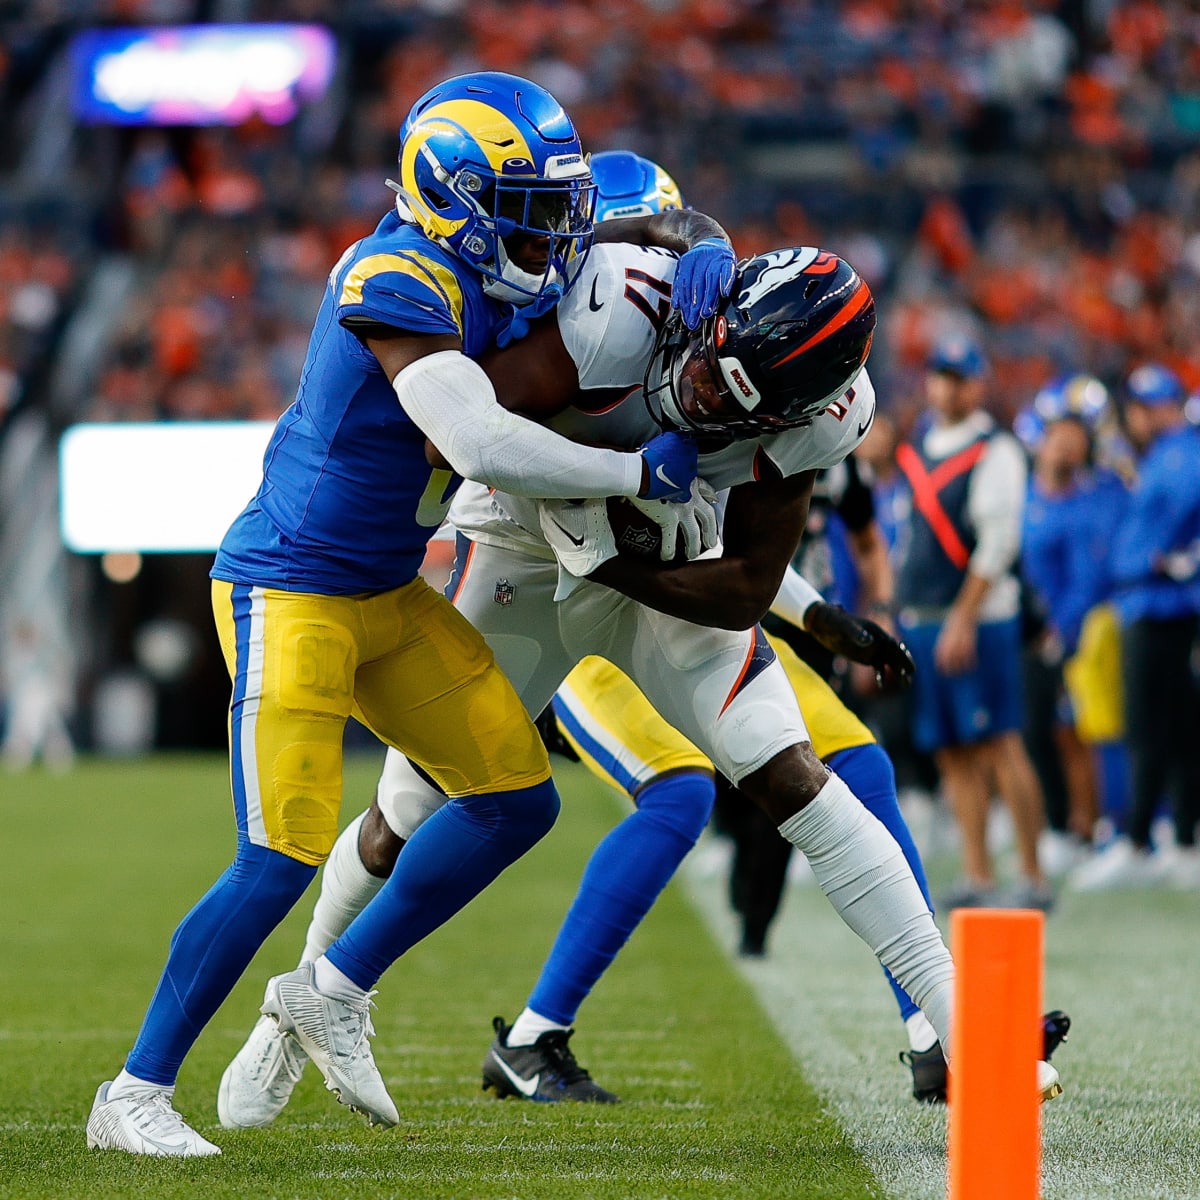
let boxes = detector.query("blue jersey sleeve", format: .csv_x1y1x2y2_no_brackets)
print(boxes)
335,248,466,339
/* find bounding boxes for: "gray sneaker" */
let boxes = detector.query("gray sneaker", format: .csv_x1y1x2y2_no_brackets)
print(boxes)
938,878,998,910
995,877,1056,912
87,1081,221,1156
260,962,398,1128
218,1013,310,1129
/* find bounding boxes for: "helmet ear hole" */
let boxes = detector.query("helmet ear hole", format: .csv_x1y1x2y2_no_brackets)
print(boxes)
422,188,452,212
804,279,820,298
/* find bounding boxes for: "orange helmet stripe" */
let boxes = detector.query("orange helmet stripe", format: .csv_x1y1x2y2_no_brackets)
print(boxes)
772,278,872,369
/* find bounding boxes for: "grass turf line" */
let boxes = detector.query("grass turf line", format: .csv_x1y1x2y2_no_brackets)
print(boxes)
1,753,882,1200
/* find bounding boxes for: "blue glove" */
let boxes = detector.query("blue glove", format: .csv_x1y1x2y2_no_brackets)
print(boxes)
638,431,698,501
671,237,736,329
494,283,564,349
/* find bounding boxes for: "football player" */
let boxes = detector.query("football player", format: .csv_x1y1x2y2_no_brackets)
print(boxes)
85,76,739,1157
218,157,1065,1133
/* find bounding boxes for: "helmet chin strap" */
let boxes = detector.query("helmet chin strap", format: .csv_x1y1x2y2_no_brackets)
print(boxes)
482,241,560,305
386,180,422,226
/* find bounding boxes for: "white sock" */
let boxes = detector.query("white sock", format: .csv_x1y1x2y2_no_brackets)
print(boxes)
507,1008,569,1047
313,955,368,1001
905,1012,939,1053
778,772,956,1059
300,811,385,964
108,1068,171,1100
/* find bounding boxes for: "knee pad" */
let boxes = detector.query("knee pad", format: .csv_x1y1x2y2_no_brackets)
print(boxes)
376,749,449,839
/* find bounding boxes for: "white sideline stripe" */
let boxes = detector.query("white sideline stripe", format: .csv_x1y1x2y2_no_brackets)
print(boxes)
681,839,950,1200
680,831,1200,1200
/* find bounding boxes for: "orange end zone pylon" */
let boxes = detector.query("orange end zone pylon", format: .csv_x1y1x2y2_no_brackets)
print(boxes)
948,908,1044,1200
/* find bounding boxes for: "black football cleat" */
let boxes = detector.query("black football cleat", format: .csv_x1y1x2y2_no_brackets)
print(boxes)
900,1010,1070,1105
899,1042,948,1104
481,1017,619,1104
1043,1010,1071,1060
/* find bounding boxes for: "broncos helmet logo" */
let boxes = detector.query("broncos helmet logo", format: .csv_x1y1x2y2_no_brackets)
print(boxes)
735,248,820,310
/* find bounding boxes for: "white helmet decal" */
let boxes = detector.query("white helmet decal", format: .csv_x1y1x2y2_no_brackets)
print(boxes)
717,354,762,412
736,247,819,310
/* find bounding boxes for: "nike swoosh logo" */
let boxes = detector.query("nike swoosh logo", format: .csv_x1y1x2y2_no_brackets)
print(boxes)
856,401,876,439
589,276,604,312
492,1053,540,1097
655,464,678,489
550,519,586,548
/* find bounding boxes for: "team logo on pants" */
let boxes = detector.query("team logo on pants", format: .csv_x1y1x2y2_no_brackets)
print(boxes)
494,578,516,606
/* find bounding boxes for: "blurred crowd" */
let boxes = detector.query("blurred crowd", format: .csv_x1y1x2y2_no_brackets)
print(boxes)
1,0,1198,901
797,348,1199,914
2,0,1200,430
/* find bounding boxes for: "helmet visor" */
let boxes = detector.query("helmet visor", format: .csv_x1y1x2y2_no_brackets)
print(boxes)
494,178,595,239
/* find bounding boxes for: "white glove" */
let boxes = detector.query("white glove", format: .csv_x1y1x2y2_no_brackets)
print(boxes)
624,478,721,562
538,496,617,581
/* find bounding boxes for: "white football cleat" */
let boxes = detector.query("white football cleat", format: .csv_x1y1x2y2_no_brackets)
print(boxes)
86,1080,221,1156
260,961,398,1128
218,1013,310,1129
1038,1059,1063,1103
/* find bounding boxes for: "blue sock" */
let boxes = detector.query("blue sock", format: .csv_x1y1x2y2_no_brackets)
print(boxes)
326,778,559,989
124,842,315,1085
1096,741,1130,835
528,770,716,1025
828,744,933,1024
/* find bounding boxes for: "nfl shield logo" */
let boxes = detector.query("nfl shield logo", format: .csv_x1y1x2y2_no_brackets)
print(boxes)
494,578,516,606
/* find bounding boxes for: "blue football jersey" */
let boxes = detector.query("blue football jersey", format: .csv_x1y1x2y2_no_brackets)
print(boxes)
213,211,501,594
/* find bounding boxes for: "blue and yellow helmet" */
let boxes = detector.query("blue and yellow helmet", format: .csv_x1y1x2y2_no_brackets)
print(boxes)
590,150,685,222
395,71,595,306
1015,373,1113,450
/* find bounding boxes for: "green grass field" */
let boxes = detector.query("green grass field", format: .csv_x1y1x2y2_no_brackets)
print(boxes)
2,753,1198,1199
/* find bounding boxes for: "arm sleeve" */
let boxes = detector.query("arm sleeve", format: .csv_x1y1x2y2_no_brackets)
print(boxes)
393,350,643,499
769,565,825,629
966,433,1027,580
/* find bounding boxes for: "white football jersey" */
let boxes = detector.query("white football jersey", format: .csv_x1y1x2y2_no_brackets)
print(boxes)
451,242,876,555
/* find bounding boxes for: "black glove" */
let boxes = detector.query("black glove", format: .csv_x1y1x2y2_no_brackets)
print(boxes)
804,602,916,693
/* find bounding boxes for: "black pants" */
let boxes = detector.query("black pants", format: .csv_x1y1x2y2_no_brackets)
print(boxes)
1022,647,1069,833
713,776,793,955
1122,615,1200,849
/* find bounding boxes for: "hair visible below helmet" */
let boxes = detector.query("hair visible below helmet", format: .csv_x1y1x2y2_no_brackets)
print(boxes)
395,71,595,305
1125,362,1184,407
644,246,876,438
590,150,684,222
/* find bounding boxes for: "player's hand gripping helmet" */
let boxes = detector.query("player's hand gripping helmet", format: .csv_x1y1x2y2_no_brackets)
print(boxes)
590,150,684,221
643,247,876,438
394,71,596,306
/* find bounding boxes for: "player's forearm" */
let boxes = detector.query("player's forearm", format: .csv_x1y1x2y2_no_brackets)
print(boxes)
769,565,824,630
589,554,782,631
394,350,642,499
949,571,992,623
594,209,731,253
